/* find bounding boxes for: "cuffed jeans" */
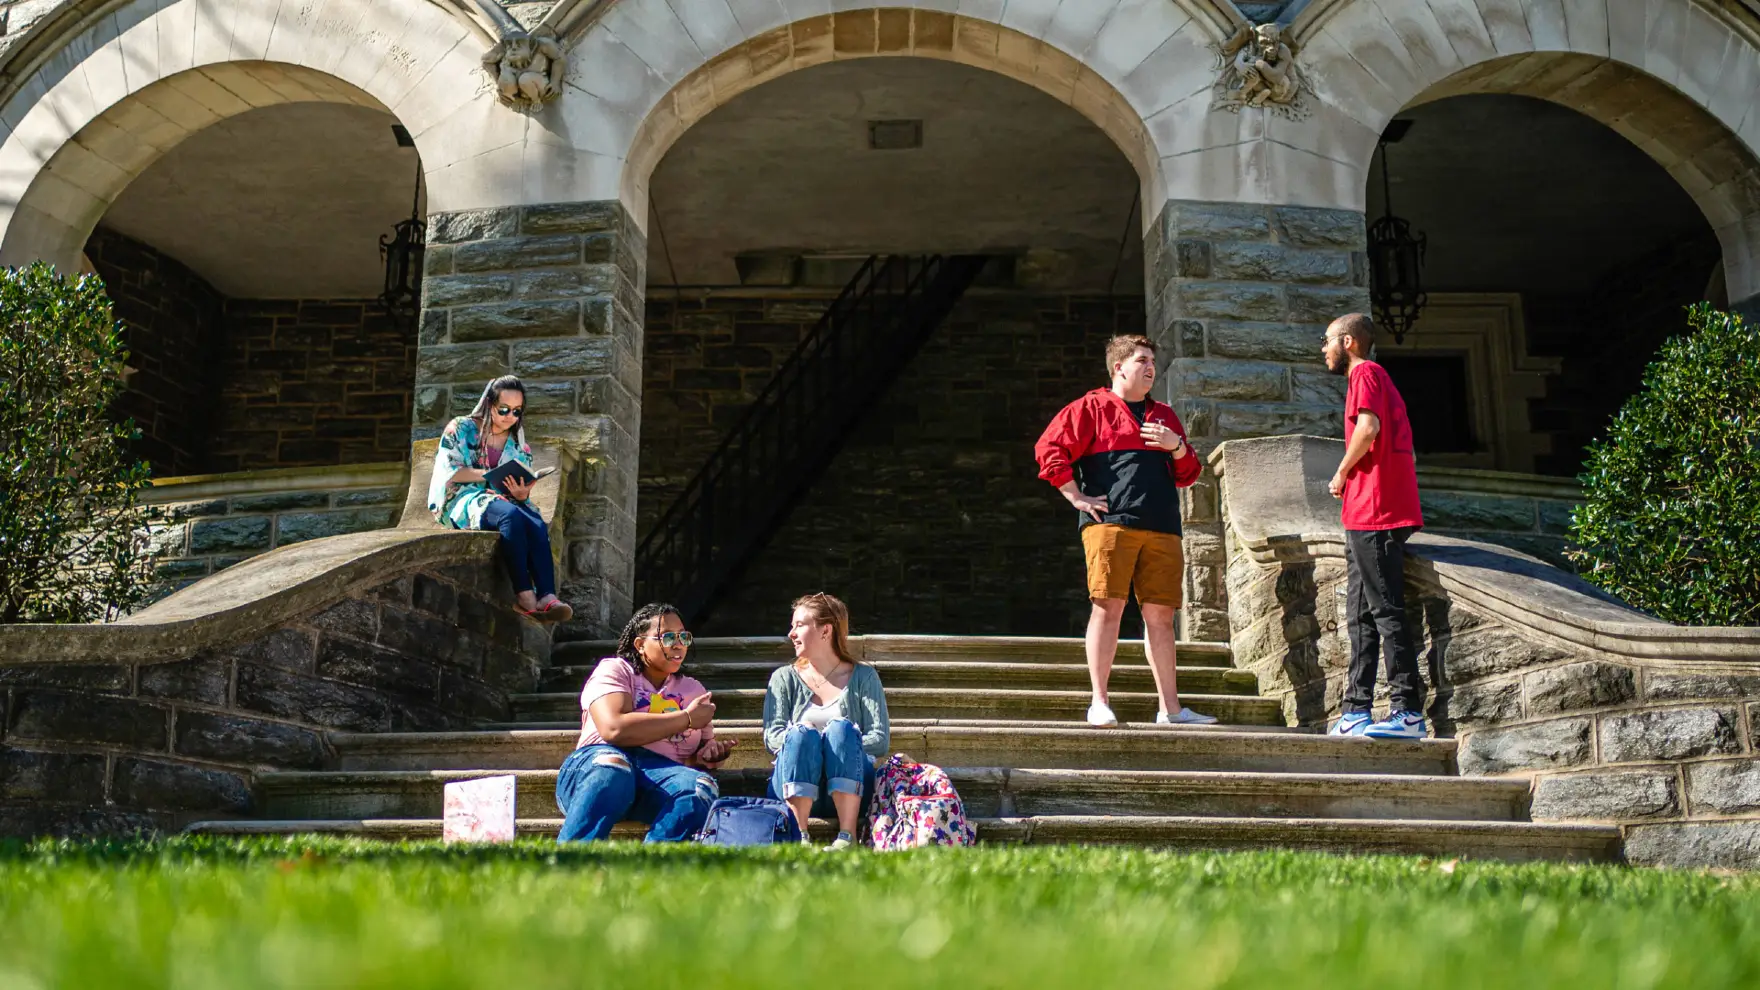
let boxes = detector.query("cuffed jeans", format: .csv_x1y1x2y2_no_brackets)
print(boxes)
479,497,555,598
768,720,874,820
1342,526,1425,715
555,744,718,843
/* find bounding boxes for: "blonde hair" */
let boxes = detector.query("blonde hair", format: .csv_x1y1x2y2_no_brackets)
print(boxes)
791,592,859,668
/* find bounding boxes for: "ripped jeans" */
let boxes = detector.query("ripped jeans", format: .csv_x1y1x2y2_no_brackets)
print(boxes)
555,744,718,843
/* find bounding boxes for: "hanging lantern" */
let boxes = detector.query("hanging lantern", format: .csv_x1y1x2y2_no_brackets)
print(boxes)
379,125,425,327
1367,120,1427,345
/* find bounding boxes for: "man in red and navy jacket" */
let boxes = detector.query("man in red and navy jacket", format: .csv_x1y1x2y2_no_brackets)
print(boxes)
1034,334,1214,728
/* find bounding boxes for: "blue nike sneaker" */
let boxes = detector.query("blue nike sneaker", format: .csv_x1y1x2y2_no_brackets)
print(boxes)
1363,710,1428,740
1328,711,1372,736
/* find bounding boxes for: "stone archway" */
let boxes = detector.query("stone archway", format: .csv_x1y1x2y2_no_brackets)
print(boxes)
1288,0,1760,310
0,0,506,271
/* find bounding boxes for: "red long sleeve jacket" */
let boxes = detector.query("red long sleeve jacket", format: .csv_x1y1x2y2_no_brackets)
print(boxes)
1034,388,1201,535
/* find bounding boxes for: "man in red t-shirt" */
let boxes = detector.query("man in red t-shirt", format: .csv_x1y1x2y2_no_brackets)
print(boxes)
1321,313,1427,740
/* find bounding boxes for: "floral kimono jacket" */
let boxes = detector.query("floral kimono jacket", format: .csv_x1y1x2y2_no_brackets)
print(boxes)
426,416,534,529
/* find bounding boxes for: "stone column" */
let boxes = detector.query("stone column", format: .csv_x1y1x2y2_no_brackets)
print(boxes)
412,201,645,636
1143,200,1368,642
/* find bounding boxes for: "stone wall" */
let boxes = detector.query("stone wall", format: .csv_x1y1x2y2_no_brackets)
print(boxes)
211,299,415,472
413,200,646,636
1425,595,1760,867
644,290,1148,637
1524,230,1723,477
0,554,544,837
85,227,417,475
86,226,225,477
143,464,406,594
1213,434,1760,868
1218,440,1581,727
1417,469,1580,571
638,292,833,539
1142,201,1369,638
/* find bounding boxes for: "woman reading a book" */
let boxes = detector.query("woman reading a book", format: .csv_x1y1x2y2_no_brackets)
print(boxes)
425,375,573,622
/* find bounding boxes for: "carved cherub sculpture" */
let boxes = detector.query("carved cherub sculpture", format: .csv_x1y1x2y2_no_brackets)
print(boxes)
483,26,566,109
1220,22,1301,109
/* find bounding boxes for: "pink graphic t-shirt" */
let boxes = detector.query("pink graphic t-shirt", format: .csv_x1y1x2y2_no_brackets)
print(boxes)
577,657,713,764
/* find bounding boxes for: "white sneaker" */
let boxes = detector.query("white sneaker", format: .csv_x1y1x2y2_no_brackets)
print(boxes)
1157,707,1218,725
1086,699,1118,727
828,833,855,850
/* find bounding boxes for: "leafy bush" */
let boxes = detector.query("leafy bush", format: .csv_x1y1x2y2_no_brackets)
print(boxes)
0,263,160,623
1569,303,1760,625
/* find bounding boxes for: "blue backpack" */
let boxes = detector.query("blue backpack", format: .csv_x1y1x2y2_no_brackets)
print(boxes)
696,796,802,847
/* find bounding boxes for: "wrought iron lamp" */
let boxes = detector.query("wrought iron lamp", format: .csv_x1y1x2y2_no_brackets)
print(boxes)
1367,119,1427,344
379,124,426,327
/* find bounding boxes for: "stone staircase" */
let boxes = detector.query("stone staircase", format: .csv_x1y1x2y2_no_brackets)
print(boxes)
188,636,1623,861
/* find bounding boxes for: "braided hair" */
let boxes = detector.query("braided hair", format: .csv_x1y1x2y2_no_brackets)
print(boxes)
615,602,682,674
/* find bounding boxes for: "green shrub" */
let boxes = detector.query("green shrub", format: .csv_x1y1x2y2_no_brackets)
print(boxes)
0,262,160,623
1568,303,1760,625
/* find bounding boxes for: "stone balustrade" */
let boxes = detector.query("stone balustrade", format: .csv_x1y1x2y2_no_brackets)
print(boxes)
1213,434,1760,867
144,463,407,594
0,529,548,837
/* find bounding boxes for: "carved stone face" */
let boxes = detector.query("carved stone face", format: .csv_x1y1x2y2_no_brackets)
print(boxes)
1254,24,1282,52
503,34,538,70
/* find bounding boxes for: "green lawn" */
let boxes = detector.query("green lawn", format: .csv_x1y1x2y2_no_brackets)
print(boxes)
1,839,1757,989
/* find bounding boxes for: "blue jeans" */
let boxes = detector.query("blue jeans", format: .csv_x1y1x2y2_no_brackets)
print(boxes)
555,744,718,842
479,497,555,598
769,720,873,820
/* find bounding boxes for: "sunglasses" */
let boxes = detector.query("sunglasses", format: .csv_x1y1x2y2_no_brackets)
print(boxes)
494,405,524,418
647,631,693,650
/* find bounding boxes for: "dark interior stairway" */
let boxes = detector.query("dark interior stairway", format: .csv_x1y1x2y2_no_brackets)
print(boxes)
635,254,988,624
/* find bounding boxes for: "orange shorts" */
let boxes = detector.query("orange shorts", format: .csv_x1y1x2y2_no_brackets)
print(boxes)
1081,524,1184,608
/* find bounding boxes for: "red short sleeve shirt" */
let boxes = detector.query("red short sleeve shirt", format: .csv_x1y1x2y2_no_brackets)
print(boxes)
1342,361,1424,531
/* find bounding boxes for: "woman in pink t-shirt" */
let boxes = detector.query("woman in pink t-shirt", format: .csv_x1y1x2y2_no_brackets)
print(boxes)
554,603,738,842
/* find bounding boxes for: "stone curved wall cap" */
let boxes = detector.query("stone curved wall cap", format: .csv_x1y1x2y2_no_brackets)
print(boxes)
1210,435,1760,664
0,528,499,665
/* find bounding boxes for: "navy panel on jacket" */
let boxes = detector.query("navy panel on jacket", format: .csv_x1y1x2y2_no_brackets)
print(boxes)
1074,448,1182,536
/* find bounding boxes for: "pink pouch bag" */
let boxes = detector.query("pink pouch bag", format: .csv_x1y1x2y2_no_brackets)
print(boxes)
868,754,978,851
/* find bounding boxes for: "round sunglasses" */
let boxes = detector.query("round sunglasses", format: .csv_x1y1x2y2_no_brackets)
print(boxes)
646,630,693,650
494,404,524,418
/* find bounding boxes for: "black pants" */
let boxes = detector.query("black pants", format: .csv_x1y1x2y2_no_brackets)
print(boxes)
479,498,555,598
1343,526,1424,715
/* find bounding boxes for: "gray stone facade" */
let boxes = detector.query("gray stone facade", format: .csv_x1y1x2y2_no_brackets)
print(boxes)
655,291,1147,636
0,561,545,837
1144,200,1368,641
142,464,405,595
415,200,646,635
1213,434,1760,868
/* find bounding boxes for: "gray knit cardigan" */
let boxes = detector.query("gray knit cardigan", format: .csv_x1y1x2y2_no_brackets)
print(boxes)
761,662,891,759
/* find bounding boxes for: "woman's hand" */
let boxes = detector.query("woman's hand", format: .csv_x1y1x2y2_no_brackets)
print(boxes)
694,738,738,768
448,467,486,484
503,477,534,502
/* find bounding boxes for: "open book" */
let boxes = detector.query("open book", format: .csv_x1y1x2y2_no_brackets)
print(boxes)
484,459,557,495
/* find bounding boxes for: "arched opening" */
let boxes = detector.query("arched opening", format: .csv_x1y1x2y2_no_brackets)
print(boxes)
1369,93,1720,478
635,54,1145,635
88,96,423,476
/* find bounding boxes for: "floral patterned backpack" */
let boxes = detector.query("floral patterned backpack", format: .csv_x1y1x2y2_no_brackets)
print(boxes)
868,754,978,851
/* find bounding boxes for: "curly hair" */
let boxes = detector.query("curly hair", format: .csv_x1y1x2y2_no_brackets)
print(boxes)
614,602,682,673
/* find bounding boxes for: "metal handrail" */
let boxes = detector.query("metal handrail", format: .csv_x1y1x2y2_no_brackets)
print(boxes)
634,254,986,621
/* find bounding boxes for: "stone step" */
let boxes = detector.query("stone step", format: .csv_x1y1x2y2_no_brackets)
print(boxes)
539,660,1261,696
333,725,1454,776
255,767,1524,821
508,689,1283,726
551,636,1234,670
185,816,1622,863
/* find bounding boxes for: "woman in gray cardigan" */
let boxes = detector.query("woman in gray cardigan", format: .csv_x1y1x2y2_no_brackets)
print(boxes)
762,592,890,849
